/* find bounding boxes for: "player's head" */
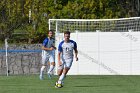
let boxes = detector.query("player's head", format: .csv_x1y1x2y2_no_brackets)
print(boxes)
64,31,70,42
48,30,54,38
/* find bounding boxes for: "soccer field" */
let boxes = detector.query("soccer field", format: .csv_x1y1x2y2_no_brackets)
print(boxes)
0,75,140,93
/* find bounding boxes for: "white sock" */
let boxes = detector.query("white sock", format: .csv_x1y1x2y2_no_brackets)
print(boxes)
58,80,62,84
40,66,45,76
58,73,65,82
48,65,55,73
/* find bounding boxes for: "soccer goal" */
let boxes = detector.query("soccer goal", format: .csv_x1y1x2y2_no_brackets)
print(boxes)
49,17,140,75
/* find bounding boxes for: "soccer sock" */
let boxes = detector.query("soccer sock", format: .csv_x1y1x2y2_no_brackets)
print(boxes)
40,66,45,76
58,73,65,83
48,65,55,73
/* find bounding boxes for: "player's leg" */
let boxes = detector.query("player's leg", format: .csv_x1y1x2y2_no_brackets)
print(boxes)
48,62,55,73
56,59,73,88
47,62,55,79
47,54,55,79
39,51,49,80
56,68,70,88
47,55,55,74
55,62,64,88
57,67,69,84
40,65,45,80
57,68,63,76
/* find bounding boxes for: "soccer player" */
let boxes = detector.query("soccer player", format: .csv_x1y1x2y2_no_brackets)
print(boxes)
55,31,78,88
39,30,56,80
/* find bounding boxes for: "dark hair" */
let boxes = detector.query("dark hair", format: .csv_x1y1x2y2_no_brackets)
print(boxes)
64,31,70,35
48,30,54,33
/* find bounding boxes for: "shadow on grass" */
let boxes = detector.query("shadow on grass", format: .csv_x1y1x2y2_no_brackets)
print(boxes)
74,84,129,88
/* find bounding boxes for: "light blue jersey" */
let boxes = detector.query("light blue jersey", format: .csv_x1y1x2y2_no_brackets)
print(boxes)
43,38,55,50
58,40,77,60
42,37,55,64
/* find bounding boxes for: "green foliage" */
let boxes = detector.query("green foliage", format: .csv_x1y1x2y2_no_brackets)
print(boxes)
0,0,138,43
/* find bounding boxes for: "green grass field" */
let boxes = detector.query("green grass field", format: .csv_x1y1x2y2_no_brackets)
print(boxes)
0,75,140,93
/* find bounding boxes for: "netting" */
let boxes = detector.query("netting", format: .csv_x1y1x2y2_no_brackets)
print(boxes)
49,17,140,32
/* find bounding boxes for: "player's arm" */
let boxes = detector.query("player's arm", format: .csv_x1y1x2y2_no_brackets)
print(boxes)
42,46,54,51
58,52,62,66
51,45,56,50
74,42,78,61
58,42,63,66
74,48,78,61
42,38,54,51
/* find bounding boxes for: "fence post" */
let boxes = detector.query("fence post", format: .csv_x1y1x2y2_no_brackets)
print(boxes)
5,38,9,76
96,30,100,75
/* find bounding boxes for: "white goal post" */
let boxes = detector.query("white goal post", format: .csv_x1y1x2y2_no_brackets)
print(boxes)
49,17,140,75
49,17,140,32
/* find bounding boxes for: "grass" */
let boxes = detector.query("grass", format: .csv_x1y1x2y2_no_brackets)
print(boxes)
0,75,140,93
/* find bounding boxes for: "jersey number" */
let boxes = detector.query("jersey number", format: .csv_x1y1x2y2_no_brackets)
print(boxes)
66,47,69,51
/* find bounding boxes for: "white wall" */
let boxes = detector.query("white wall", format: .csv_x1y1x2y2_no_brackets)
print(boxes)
55,31,140,75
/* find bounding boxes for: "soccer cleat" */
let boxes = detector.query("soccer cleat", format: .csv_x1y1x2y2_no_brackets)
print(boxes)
47,73,52,79
55,82,63,88
39,75,44,80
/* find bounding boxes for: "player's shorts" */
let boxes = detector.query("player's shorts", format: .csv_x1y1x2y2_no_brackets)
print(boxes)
42,50,55,65
58,58,73,69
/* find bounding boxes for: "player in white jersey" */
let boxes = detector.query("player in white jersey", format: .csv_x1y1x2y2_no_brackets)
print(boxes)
55,31,78,88
39,30,56,80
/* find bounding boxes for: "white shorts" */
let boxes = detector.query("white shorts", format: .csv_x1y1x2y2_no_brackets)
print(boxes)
42,50,55,65
58,58,73,69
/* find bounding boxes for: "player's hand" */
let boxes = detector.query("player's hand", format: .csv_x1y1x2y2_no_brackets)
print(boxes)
75,57,78,61
49,47,54,50
52,46,56,50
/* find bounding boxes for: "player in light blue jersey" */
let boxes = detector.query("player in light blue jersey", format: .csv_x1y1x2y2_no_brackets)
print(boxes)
39,30,56,80
55,31,78,88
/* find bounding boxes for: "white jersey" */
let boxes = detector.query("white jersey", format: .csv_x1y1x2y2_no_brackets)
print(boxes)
58,40,77,60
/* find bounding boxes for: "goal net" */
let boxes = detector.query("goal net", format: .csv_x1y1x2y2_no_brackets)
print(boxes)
49,17,140,75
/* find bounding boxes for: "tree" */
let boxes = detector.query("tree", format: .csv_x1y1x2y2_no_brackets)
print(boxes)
0,0,139,43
